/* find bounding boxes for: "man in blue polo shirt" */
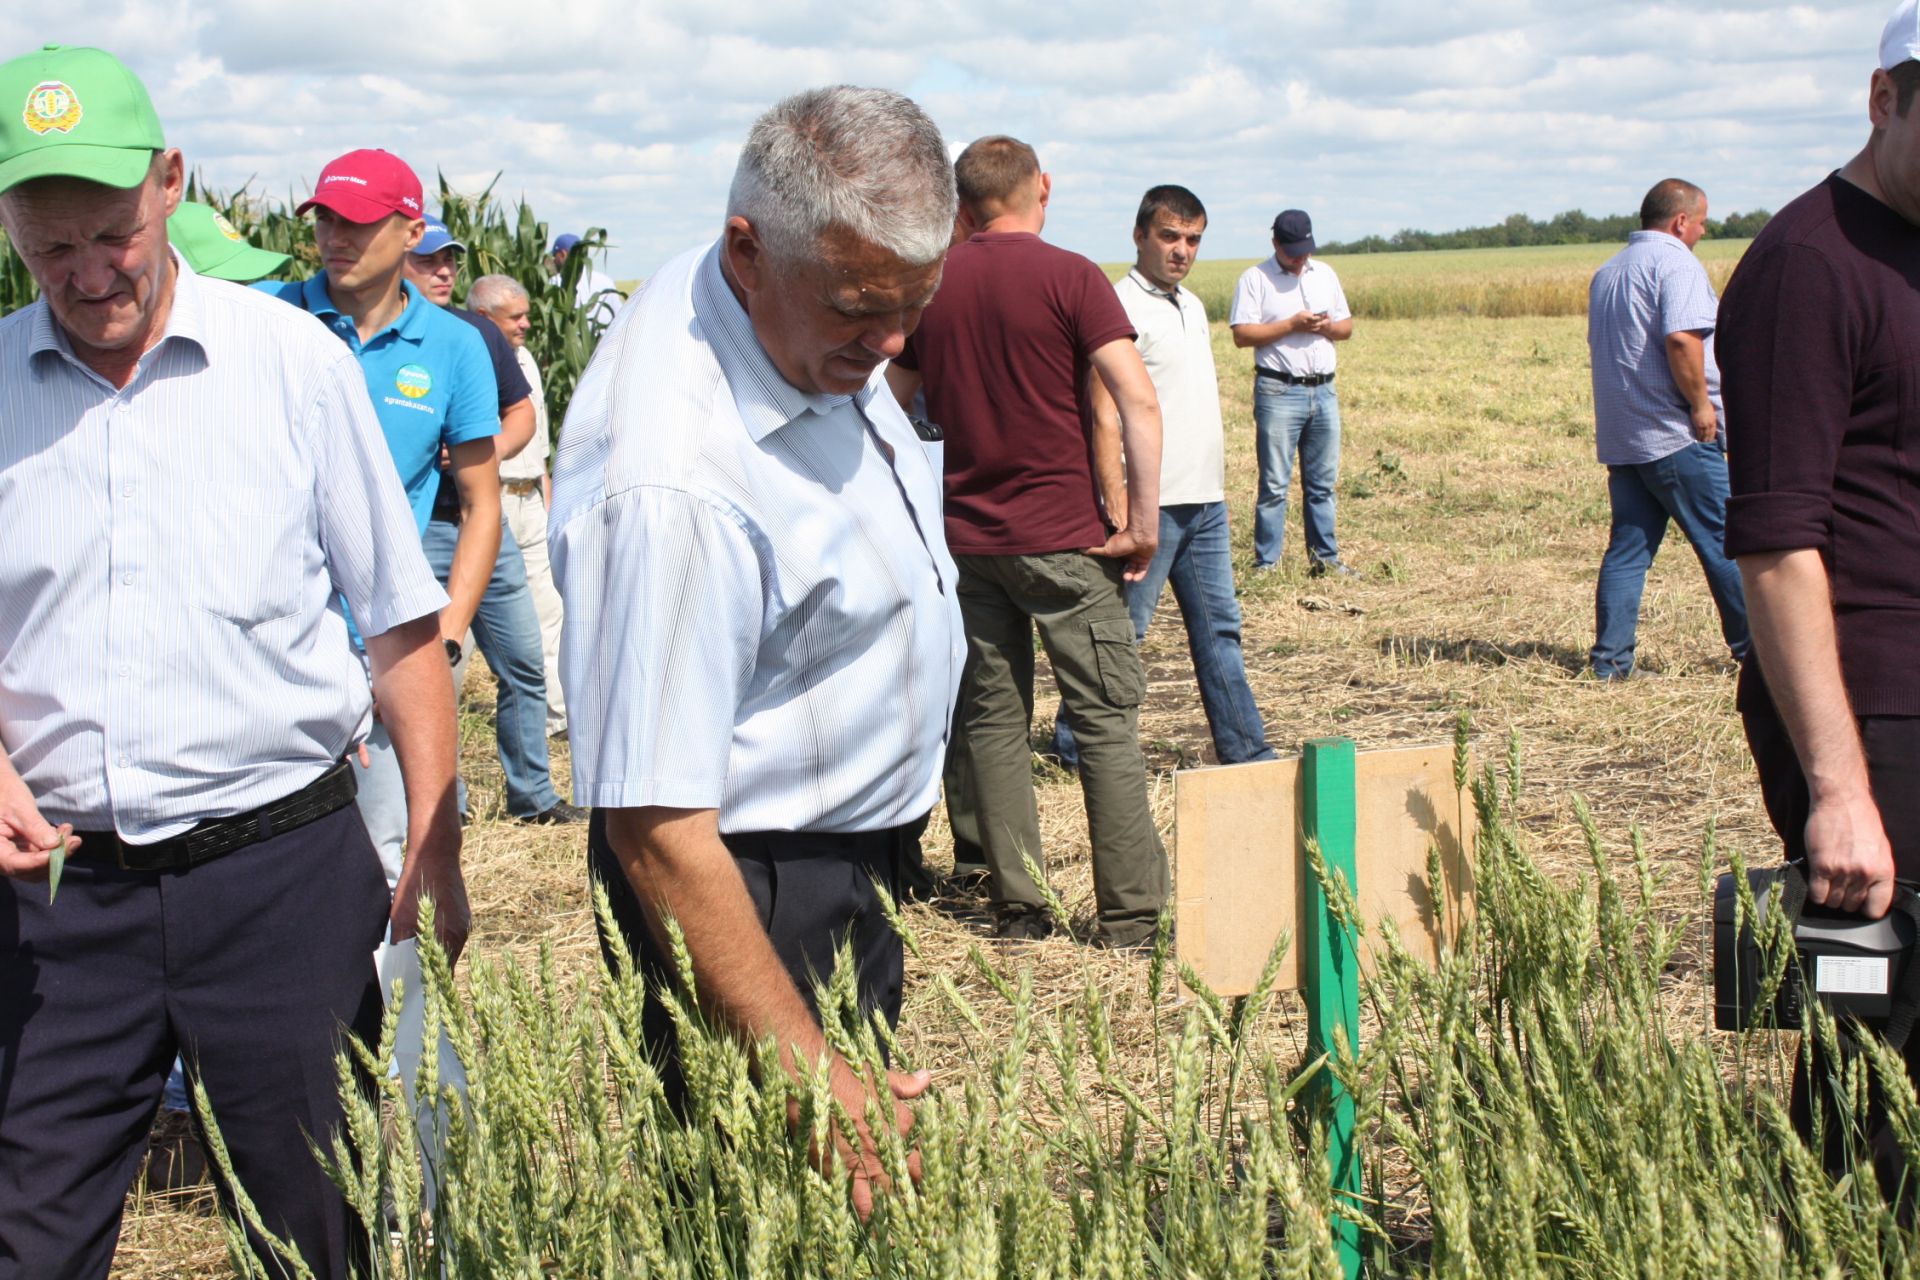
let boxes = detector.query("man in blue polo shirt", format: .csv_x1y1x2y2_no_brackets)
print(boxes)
260,149,502,889
405,216,581,826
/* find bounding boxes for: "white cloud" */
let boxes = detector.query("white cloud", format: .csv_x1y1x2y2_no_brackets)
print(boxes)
0,0,1895,277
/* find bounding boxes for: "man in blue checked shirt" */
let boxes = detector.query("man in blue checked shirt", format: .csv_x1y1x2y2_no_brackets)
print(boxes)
0,46,465,1279
1586,178,1750,681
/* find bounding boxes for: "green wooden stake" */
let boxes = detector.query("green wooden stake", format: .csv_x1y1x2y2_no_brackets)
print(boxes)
1303,736,1363,1279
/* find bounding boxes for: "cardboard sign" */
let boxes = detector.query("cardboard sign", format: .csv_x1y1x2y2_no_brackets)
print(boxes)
1173,744,1474,996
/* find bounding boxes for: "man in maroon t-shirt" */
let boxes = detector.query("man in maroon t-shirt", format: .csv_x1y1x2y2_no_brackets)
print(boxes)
1717,13,1920,1191
889,135,1167,946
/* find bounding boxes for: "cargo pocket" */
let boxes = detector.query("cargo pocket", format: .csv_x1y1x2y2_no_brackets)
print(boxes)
1089,617,1146,708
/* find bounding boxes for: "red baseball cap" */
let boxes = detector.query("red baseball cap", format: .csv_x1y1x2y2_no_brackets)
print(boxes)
296,148,423,223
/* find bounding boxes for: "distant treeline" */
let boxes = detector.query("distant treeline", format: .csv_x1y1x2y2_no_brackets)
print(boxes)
1322,208,1773,255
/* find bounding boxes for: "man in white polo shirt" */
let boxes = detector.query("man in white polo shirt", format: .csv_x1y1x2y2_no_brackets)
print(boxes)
1229,208,1355,576
1053,185,1275,768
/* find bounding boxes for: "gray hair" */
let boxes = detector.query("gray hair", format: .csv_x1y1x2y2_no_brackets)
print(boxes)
469,273,528,313
726,85,957,268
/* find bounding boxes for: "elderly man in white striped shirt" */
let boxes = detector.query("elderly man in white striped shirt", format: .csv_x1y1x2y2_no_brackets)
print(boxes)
0,46,464,1279
550,85,963,1219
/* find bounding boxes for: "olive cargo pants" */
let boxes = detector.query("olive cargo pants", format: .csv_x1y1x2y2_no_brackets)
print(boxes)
953,551,1169,945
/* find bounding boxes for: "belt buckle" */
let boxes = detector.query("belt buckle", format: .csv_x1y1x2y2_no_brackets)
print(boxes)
114,835,186,873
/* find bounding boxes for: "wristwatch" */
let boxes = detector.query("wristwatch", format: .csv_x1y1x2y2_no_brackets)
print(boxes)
445,637,462,666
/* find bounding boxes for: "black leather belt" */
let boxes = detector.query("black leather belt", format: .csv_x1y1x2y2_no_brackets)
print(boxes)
1257,368,1335,387
74,760,359,873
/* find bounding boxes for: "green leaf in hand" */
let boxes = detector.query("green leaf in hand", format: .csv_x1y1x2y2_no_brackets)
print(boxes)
47,837,69,904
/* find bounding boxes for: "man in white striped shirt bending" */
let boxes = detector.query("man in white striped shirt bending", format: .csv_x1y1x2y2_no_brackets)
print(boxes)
550,85,963,1218
0,46,465,1279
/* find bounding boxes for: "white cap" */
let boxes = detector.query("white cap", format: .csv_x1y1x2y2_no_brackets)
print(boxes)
1881,0,1920,70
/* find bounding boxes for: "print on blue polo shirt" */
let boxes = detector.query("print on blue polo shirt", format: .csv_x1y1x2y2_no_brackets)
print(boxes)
256,276,498,533
394,363,434,402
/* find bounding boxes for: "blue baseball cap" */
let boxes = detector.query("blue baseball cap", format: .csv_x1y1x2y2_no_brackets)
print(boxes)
551,233,581,254
413,214,465,257
1271,209,1315,258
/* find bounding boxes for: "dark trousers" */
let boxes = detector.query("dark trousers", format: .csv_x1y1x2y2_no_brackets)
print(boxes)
588,809,919,1105
0,805,389,1280
1741,661,1920,1197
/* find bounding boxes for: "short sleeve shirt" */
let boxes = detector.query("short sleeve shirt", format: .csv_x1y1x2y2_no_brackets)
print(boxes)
1228,257,1350,377
0,260,446,839
260,276,499,532
500,344,551,482
548,241,964,832
1586,230,1722,465
1115,268,1225,507
896,231,1136,555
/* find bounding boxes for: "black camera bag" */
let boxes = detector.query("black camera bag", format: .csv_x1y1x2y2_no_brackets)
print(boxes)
1713,863,1920,1048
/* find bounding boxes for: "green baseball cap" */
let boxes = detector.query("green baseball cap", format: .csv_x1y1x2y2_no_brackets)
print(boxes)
0,45,164,196
168,201,291,283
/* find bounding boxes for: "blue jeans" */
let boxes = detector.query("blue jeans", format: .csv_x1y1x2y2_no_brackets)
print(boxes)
1252,377,1341,568
1052,502,1276,767
1591,440,1751,678
422,517,560,817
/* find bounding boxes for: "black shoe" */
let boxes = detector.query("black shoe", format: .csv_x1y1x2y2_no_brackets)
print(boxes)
521,802,588,825
943,863,992,895
1307,558,1357,579
143,1108,209,1197
1093,925,1168,953
993,909,1055,942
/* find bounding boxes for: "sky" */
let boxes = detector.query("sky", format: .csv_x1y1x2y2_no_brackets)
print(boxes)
2,2,1897,280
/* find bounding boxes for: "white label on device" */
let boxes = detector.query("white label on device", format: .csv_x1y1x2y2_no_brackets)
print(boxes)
1816,956,1890,995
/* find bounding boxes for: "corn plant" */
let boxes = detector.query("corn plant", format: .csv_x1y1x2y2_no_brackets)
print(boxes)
434,174,611,438
0,226,36,315
195,736,1920,1277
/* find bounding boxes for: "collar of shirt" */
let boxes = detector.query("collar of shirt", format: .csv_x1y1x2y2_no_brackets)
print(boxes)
1125,266,1182,301
1626,229,1689,252
28,249,209,383
691,239,884,442
299,274,431,352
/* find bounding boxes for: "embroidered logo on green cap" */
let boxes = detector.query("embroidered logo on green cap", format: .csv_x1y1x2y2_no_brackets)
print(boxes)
395,364,433,400
212,212,245,243
22,80,82,136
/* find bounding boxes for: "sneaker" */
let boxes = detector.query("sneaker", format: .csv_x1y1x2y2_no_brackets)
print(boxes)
1307,558,1357,579
992,909,1054,942
520,802,588,825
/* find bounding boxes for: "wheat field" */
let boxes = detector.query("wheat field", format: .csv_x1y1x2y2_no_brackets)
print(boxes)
110,245,1832,1276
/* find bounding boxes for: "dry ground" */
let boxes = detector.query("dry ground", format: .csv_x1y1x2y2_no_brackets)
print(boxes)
112,310,1771,1276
